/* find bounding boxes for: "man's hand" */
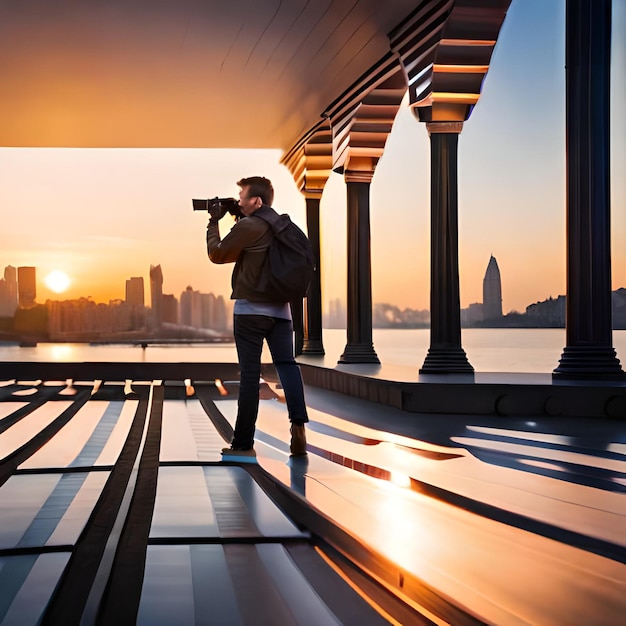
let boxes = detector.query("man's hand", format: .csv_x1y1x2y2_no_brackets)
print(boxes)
208,199,228,221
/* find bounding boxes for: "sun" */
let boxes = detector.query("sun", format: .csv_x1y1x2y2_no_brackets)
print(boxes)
44,270,71,293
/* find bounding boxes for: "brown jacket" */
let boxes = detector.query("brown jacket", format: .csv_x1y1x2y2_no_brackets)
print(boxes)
206,213,272,301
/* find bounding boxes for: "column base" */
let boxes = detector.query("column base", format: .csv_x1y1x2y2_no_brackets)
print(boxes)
302,338,325,356
338,343,380,364
553,345,625,380
419,347,474,374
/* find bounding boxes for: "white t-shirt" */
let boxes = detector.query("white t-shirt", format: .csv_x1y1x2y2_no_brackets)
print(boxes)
233,299,291,320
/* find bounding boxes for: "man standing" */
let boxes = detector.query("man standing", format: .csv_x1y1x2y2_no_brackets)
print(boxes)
206,176,308,458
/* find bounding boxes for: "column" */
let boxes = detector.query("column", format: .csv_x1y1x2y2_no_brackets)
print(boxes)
420,122,473,375
291,299,304,356
338,175,380,364
553,0,623,379
302,196,325,355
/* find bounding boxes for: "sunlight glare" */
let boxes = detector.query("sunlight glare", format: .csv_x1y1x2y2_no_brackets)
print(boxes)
44,270,71,293
51,344,74,361
389,471,412,488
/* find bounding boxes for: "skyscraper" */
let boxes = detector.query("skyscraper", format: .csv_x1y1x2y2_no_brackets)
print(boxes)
162,294,178,324
180,287,193,326
214,295,228,331
0,266,18,316
200,292,216,329
125,276,144,307
180,286,202,327
483,255,503,320
17,266,36,309
149,264,163,328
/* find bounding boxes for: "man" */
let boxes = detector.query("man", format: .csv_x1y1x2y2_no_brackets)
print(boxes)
206,176,308,458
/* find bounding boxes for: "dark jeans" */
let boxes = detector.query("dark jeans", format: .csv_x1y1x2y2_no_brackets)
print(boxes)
232,314,308,449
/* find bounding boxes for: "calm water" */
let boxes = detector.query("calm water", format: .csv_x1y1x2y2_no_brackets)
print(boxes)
2,329,626,374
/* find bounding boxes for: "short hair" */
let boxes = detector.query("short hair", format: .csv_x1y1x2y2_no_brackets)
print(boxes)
237,176,274,206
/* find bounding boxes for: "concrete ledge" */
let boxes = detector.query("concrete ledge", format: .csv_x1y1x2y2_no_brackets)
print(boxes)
298,363,626,419
299,364,405,410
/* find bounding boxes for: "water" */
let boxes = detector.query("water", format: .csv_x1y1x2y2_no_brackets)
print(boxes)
1,328,626,374
0,342,240,364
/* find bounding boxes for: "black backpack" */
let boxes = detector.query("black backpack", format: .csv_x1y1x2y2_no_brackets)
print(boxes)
253,206,315,302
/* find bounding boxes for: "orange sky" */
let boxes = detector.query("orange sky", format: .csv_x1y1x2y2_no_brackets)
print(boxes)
1,0,625,315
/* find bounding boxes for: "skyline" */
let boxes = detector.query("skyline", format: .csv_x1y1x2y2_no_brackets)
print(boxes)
0,0,624,314
5,254,626,318
6,257,626,337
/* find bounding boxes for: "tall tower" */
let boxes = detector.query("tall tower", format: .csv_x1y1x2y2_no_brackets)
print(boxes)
200,292,216,329
125,276,144,307
17,266,36,309
180,286,201,327
483,256,503,320
149,264,163,328
0,266,18,316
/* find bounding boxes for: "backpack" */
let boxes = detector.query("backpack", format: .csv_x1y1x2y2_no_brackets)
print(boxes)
253,206,315,302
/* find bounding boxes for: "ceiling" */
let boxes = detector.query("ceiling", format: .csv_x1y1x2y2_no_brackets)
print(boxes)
0,0,424,150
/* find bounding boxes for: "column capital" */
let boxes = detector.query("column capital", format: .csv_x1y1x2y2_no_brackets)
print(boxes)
343,169,374,184
426,121,464,135
302,190,324,200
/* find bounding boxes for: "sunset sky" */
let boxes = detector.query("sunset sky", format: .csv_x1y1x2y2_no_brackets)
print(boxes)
1,0,624,315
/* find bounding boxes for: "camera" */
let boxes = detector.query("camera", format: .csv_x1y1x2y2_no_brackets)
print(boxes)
192,197,243,220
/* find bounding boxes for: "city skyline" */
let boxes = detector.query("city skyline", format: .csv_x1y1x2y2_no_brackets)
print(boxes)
5,257,626,335
0,260,227,313
0,262,233,342
4,255,626,320
0,1,624,314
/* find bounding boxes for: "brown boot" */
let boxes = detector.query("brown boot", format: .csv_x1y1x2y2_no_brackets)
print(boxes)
290,423,307,456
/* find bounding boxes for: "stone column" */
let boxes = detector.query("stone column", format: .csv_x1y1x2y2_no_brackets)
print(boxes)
338,174,380,364
553,0,623,379
420,122,473,375
302,196,325,355
290,299,304,356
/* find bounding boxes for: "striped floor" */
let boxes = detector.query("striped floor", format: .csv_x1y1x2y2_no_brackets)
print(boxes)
1,376,625,625
0,380,426,625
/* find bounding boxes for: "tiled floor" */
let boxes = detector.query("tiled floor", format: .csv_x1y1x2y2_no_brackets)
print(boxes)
0,380,424,625
1,377,625,625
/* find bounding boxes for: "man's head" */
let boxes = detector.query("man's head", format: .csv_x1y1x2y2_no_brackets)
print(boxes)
237,176,274,216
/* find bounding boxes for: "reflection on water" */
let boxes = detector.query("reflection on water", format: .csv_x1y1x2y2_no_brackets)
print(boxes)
50,345,74,361
0,342,240,364
350,328,626,374
1,328,626,373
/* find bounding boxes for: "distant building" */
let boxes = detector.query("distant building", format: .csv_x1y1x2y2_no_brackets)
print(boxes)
613,288,626,329
47,298,145,338
0,265,18,316
526,295,566,326
125,276,144,307
200,292,216,329
373,303,429,327
17,266,36,309
180,286,202,327
162,294,178,324
483,256,503,320
525,290,626,329
214,295,228,331
149,264,163,328
461,302,484,326
326,298,346,329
